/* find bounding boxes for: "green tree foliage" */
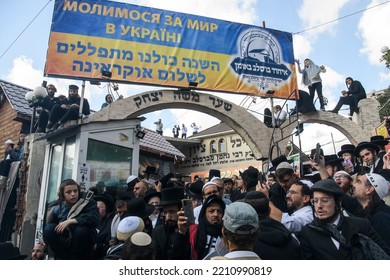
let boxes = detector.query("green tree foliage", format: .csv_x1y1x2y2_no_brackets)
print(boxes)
376,87,390,120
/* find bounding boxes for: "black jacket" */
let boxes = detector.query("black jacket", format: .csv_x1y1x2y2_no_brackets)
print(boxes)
299,215,390,259
253,217,302,260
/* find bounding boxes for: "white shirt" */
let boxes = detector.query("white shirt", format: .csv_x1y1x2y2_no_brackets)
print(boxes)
281,205,314,233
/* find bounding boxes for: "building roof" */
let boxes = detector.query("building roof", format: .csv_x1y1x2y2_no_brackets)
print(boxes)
0,79,32,117
189,122,233,138
140,129,185,159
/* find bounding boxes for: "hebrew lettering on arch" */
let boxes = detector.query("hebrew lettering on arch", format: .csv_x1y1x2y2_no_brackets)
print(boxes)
209,96,216,106
230,136,236,148
150,92,161,101
191,92,200,102
142,94,151,103
173,91,181,100
134,96,142,108
224,102,232,111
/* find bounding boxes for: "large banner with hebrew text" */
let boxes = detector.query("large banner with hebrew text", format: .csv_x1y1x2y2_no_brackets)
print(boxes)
45,0,298,99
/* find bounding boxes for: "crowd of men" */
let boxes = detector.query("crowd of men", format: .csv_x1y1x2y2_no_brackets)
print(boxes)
3,130,389,260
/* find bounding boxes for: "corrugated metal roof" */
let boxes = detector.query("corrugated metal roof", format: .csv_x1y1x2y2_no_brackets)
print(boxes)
0,79,32,116
140,128,185,159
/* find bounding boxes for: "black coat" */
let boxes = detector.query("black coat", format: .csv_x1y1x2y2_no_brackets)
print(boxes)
299,215,390,259
253,217,302,260
152,224,178,260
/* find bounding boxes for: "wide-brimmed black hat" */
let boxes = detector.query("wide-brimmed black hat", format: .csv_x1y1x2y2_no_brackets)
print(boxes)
269,155,294,171
354,141,380,157
144,166,159,175
0,242,28,260
188,180,203,196
311,179,344,198
370,135,389,147
208,169,221,179
127,197,155,219
93,194,115,213
324,154,343,166
337,144,356,157
158,186,185,206
143,188,161,204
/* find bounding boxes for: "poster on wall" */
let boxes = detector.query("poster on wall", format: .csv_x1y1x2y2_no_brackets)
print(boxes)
45,0,298,99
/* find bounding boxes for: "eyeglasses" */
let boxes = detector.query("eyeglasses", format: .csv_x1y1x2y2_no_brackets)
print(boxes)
334,175,347,180
311,197,334,205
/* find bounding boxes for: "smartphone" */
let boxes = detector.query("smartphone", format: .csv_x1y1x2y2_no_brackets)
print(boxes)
315,143,321,164
181,199,195,226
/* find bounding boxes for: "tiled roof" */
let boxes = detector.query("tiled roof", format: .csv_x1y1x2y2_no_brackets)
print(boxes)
140,128,185,159
0,80,33,116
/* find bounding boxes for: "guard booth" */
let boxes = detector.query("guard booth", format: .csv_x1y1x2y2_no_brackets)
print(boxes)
34,118,142,244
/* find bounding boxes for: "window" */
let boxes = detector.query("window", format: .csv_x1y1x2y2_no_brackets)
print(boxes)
210,140,217,154
87,139,133,186
218,139,225,153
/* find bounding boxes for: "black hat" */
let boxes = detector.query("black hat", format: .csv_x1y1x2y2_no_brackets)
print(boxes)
69,84,79,90
354,141,380,157
370,135,389,147
93,194,114,213
158,186,185,206
222,177,233,184
0,242,28,260
269,155,294,171
143,188,161,204
337,144,356,157
188,180,204,196
144,166,159,175
244,191,268,200
311,179,344,198
127,197,155,219
324,154,343,166
199,195,225,219
208,169,221,179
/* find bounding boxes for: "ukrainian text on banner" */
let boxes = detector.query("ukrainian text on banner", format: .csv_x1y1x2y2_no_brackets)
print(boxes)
45,0,298,99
